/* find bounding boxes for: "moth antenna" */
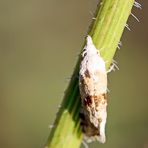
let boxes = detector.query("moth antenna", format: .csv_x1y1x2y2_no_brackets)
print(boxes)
131,13,140,22
134,1,142,9
125,24,131,31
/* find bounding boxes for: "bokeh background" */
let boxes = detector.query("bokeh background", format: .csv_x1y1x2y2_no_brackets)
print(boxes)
0,0,148,148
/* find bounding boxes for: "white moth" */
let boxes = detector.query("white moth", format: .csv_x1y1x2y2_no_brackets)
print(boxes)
79,35,107,143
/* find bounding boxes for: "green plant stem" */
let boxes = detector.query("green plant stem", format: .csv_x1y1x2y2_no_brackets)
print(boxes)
45,0,135,147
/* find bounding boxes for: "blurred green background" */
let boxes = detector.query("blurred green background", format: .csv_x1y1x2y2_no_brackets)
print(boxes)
0,0,148,148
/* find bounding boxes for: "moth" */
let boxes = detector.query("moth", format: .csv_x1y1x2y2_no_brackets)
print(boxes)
79,35,107,143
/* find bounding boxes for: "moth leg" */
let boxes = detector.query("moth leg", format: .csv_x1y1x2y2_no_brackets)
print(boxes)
107,60,119,73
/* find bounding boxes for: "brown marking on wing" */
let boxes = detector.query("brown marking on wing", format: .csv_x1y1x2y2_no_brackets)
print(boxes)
82,93,107,108
84,96,92,106
80,94,107,138
85,69,91,78
80,112,100,137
